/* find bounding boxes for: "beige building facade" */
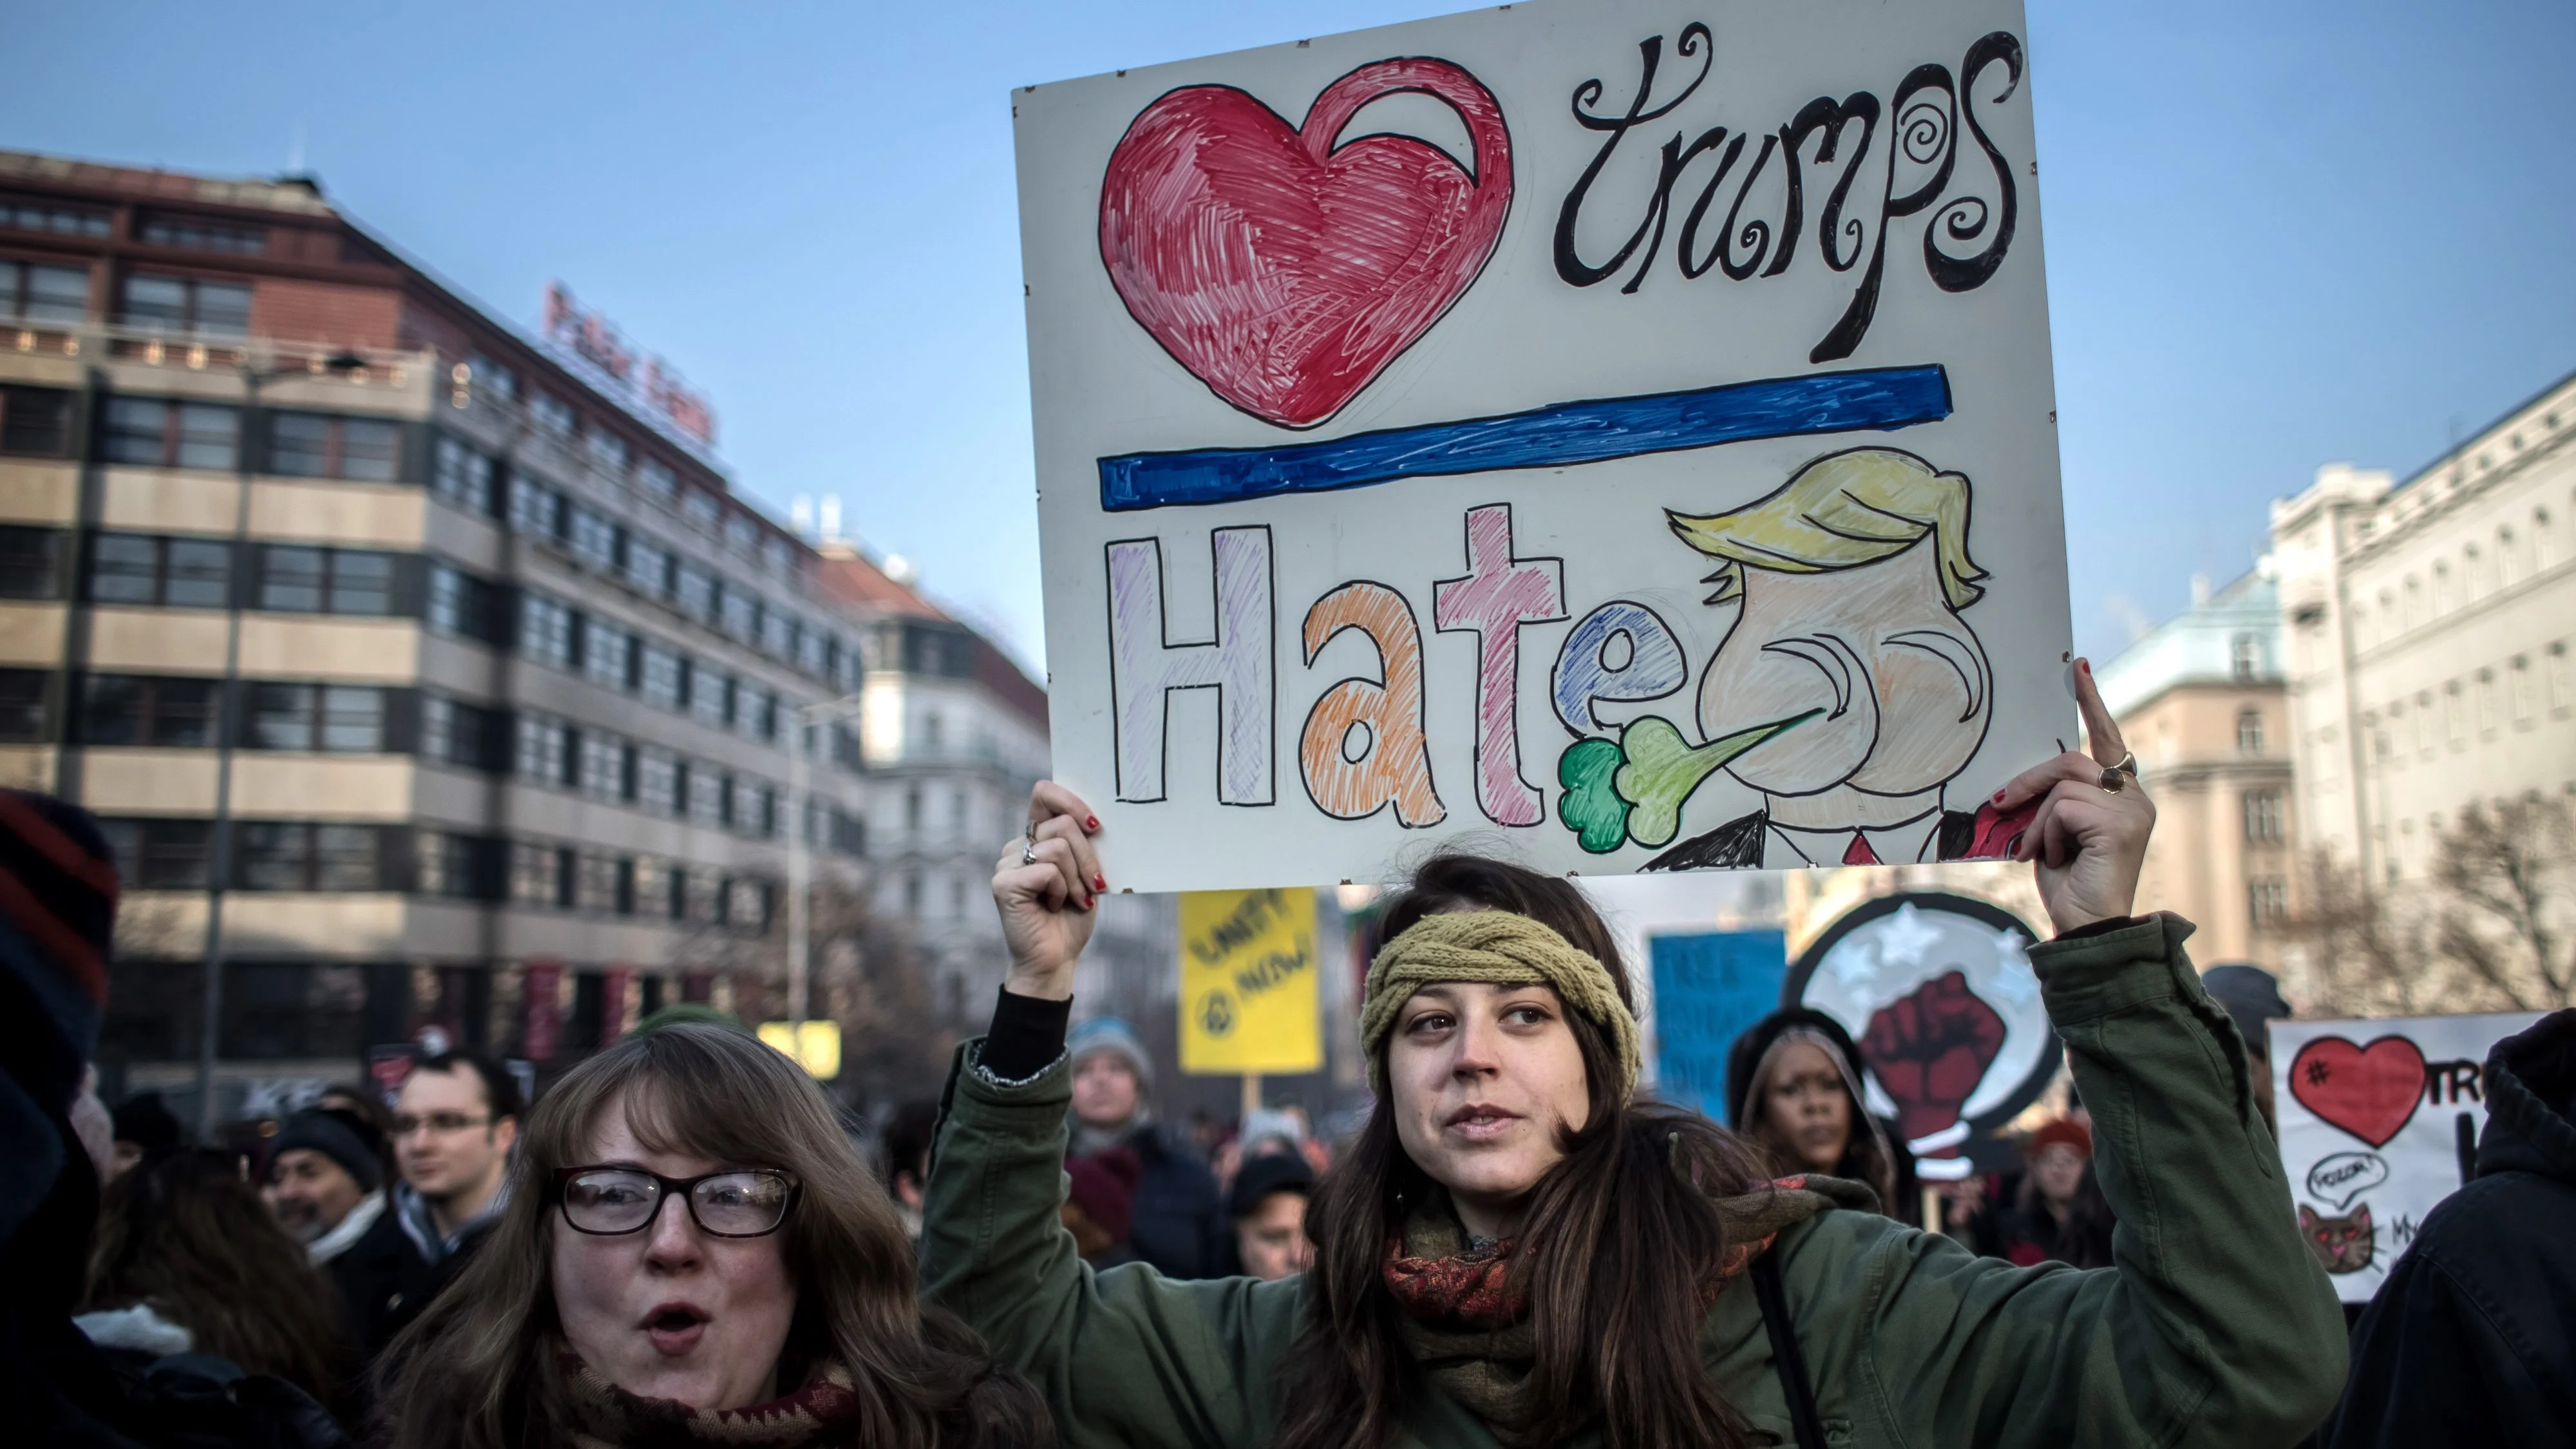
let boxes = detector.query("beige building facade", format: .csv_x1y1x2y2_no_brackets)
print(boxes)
2096,571,2298,967
2271,368,2576,887
0,151,875,1119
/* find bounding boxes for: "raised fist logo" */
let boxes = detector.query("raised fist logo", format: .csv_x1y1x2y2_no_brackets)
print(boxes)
1862,970,2007,1144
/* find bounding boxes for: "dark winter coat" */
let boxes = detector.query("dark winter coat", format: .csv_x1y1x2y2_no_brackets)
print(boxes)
2320,1007,2576,1449
1104,1123,1225,1281
317,1199,437,1364
927,914,2350,1447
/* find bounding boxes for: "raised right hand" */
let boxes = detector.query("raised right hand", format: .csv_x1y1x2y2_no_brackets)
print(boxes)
990,781,1104,1000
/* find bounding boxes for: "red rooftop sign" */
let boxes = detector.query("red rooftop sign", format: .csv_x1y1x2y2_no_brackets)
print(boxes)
542,281,719,449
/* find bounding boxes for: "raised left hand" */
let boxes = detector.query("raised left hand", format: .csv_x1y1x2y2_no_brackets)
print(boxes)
1993,658,2154,936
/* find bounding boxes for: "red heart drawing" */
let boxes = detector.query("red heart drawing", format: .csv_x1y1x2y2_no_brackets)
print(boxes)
1099,57,1513,430
2289,1035,2426,1148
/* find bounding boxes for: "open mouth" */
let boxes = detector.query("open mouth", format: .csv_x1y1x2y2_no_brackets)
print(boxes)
643,1303,708,1355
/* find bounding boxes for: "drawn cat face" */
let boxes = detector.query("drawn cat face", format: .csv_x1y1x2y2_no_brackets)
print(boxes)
2298,1203,2374,1274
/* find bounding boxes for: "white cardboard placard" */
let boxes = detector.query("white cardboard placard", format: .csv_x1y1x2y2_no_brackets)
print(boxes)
2269,1011,2543,1303
1015,0,2069,891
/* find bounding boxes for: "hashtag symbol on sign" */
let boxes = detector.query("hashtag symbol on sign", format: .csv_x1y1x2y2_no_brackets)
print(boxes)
2305,1060,2333,1086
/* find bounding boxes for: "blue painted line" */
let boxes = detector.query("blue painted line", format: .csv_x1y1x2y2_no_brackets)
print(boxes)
1098,364,1951,512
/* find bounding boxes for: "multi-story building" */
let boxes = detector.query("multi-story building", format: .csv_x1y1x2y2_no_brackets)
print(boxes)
2094,568,2299,967
2271,368,2576,888
0,149,875,1121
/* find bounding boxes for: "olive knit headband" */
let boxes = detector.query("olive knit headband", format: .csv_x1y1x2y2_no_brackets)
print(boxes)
1360,910,1643,1099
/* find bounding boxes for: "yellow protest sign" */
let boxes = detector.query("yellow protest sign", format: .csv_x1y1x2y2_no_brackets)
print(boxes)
1179,887,1321,1075
757,1020,842,1079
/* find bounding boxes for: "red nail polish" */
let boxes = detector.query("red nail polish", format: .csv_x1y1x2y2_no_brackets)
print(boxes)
1093,874,1106,892
1993,789,2007,804
1084,815,1101,831
2078,659,2092,675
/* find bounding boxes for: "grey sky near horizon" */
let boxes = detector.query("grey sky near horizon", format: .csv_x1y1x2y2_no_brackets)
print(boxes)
6,0,2570,674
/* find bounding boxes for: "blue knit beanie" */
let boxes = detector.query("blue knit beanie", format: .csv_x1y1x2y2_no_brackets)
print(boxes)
1066,1016,1154,1091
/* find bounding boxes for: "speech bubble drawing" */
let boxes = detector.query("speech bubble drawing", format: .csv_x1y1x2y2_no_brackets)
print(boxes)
2306,1150,2390,1211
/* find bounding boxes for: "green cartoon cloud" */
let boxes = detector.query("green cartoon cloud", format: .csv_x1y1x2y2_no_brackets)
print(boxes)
1557,710,1820,853
1557,737,1629,853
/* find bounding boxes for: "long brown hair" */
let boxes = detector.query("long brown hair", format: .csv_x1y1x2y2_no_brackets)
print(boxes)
1273,855,1770,1449
84,1147,354,1417
379,1023,1047,1449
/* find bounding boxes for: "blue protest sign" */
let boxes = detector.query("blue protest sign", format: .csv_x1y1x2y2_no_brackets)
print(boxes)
1648,930,1787,1120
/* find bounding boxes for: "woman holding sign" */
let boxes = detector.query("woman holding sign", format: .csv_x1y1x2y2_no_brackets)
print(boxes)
924,661,2347,1448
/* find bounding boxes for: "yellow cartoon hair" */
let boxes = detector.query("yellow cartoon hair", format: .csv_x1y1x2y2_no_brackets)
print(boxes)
1667,447,1987,610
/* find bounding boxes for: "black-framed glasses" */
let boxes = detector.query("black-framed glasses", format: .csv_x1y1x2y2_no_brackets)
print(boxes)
553,1166,801,1238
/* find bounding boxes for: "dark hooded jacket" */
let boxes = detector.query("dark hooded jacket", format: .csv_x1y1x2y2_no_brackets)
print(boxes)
2320,1008,2576,1449
1725,1007,1918,1222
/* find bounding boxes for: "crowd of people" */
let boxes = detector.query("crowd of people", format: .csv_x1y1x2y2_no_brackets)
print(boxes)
1,656,2570,1446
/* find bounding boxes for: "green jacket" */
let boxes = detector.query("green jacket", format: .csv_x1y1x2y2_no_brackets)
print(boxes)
923,914,2347,1447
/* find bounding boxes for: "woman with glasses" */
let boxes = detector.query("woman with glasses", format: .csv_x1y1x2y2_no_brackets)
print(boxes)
379,1022,1048,1449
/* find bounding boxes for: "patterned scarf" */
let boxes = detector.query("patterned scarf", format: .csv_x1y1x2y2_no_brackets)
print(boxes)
554,1350,868,1449
1379,1175,1870,1445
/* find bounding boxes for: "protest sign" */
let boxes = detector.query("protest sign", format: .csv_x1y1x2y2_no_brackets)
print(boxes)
1785,893,2050,1177
2270,1010,2542,1303
1647,929,1785,1119
1179,887,1322,1074
1015,0,2070,891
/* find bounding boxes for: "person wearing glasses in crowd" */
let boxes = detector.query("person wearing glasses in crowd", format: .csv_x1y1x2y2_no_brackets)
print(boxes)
392,1049,522,1271
378,1021,1049,1449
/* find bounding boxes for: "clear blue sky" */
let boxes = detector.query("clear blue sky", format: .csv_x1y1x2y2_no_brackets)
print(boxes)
8,1,2571,669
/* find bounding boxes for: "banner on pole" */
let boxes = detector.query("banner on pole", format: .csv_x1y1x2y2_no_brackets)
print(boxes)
2270,1010,2541,1303
1016,0,2069,891
1179,887,1322,1074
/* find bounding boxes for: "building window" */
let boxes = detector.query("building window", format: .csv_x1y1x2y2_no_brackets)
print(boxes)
2477,668,2500,737
420,694,500,770
85,532,230,609
245,683,385,752
257,545,393,615
0,668,50,743
509,473,562,539
80,674,220,748
578,731,626,799
674,561,715,621
2230,633,2265,682
104,397,240,471
432,437,497,516
510,840,567,907
118,273,252,337
3,204,108,239
2235,708,2264,755
531,392,576,437
2512,656,2535,726
2242,790,2285,844
2445,681,2467,749
689,666,731,730
415,829,487,899
464,352,518,401
0,384,74,457
681,490,720,533
0,260,91,324
580,616,634,690
515,712,572,785
687,764,724,826
138,214,266,255
518,591,577,670
0,526,63,599
2538,508,2559,571
585,430,630,477
565,503,618,573
623,535,670,596
2403,576,2421,628
95,819,211,889
2552,643,2573,716
2461,544,2484,602
237,822,384,891
2248,878,2289,928
636,748,679,814
2432,561,2452,615
269,413,401,482
829,808,865,858
738,686,775,743
424,563,505,642
639,641,684,711
636,457,677,499
715,584,756,643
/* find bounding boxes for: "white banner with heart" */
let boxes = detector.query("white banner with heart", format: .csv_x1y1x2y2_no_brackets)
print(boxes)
1014,0,2070,892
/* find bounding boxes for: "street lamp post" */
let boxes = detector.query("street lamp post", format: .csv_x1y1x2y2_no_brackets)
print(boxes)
193,346,367,1140
786,695,866,1044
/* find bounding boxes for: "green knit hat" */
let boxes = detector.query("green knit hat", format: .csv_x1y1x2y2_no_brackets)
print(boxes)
1359,911,1643,1099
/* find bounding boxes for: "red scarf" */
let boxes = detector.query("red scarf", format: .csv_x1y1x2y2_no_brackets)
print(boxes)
1379,1175,1819,1329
